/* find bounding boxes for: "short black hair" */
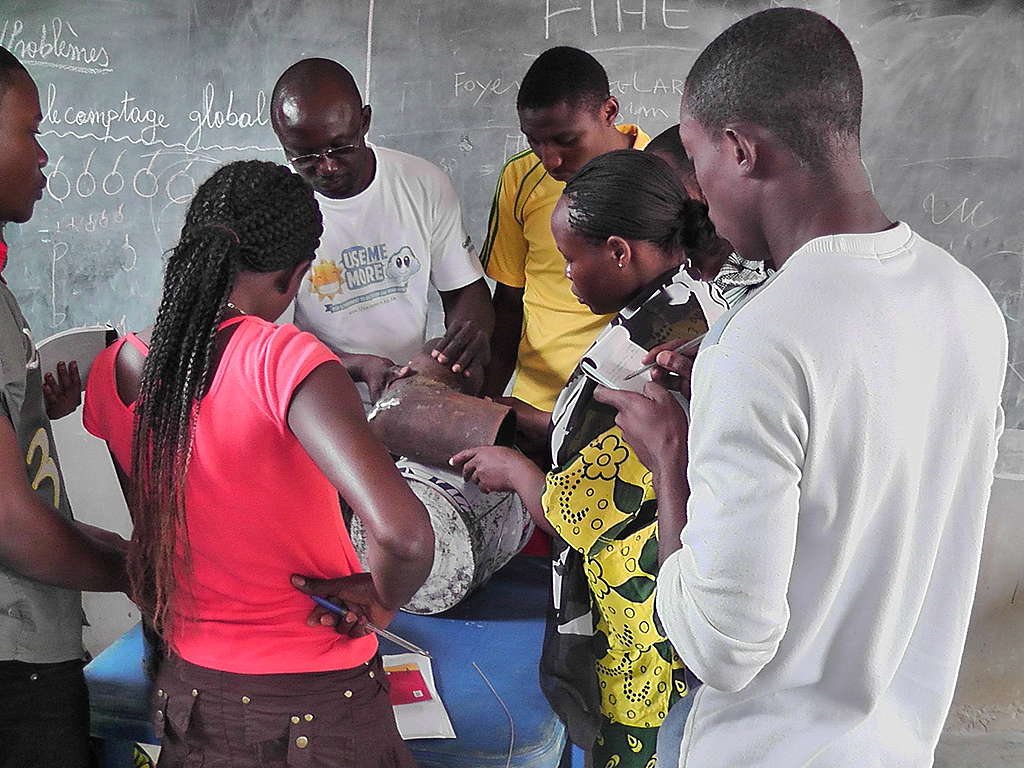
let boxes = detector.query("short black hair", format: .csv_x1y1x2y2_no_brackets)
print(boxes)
684,8,863,169
644,124,694,179
0,46,28,104
517,46,610,112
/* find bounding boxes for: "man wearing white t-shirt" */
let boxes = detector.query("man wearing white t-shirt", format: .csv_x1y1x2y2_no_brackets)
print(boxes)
596,9,1007,767
271,59,493,402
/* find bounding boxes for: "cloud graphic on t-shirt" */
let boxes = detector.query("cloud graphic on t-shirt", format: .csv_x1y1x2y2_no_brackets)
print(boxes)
385,246,421,283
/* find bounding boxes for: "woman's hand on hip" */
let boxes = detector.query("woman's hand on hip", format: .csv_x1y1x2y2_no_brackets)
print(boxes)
290,572,396,638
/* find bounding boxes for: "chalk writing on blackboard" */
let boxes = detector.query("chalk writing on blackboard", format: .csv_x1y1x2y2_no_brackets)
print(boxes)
453,73,518,106
1009,363,1023,386
41,81,278,155
43,83,168,145
119,234,137,273
0,16,112,75
49,239,68,328
923,193,998,230
452,69,684,110
364,0,376,101
185,83,271,153
543,0,692,39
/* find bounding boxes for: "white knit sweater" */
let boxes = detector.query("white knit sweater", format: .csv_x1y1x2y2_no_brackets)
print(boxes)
656,223,1007,767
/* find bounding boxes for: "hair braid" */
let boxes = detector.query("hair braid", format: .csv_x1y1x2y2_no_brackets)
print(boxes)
129,160,322,633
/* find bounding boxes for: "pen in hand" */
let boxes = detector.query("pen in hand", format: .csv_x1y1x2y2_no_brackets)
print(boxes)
310,595,432,658
623,332,707,381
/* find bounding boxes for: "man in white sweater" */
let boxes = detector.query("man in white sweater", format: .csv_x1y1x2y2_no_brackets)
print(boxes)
594,8,1008,767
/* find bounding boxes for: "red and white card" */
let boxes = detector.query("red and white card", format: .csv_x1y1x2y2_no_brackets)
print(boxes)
385,665,433,706
382,654,455,740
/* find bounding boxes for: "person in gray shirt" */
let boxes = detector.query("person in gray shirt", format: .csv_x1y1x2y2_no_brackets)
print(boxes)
0,47,129,768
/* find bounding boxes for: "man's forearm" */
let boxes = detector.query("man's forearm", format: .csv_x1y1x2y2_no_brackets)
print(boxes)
484,316,522,397
0,498,127,592
654,457,690,567
76,521,131,554
516,404,551,449
483,336,517,397
443,279,495,337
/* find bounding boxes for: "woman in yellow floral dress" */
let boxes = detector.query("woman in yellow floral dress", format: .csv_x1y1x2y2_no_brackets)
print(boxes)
452,150,765,766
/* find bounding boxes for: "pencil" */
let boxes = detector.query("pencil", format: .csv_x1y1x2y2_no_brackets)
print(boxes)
622,332,707,381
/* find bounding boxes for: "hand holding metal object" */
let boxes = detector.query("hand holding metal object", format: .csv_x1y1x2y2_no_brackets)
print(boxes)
366,340,517,470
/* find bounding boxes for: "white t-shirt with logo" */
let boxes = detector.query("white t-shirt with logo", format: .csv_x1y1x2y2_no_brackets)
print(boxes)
294,143,483,367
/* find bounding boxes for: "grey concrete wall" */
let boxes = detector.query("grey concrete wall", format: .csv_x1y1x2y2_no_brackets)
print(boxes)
946,429,1024,733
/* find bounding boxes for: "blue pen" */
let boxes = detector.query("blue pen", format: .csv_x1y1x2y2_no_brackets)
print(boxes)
310,595,432,658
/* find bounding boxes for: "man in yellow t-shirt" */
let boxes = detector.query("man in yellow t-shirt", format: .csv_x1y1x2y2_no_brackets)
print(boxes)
481,47,649,411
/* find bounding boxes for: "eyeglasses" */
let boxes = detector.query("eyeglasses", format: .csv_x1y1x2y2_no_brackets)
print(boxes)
287,144,360,171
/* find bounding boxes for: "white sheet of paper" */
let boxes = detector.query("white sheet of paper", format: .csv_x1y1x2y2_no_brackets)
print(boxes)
133,743,161,767
383,653,456,740
579,325,651,393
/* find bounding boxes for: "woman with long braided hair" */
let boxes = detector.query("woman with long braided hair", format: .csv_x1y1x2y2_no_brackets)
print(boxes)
451,150,767,766
84,160,432,767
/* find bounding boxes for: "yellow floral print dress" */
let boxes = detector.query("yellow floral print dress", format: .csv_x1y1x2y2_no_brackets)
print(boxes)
539,262,768,766
543,427,687,767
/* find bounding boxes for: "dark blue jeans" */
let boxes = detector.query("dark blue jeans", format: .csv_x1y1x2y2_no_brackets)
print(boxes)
0,659,95,768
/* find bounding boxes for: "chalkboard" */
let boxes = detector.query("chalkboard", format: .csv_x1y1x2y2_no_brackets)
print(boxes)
2,0,1022,432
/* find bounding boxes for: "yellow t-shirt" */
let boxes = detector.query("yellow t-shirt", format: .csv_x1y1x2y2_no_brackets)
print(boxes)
481,124,650,410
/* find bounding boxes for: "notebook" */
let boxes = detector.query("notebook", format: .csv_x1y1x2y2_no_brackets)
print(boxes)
37,324,118,389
